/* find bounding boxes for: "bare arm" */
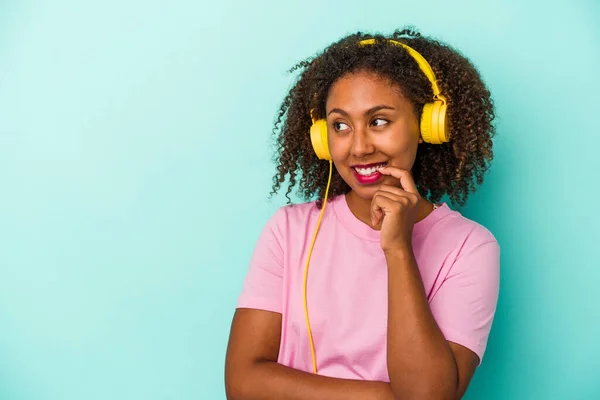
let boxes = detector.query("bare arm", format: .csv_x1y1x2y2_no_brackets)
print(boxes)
385,248,479,400
224,308,395,400
371,167,482,400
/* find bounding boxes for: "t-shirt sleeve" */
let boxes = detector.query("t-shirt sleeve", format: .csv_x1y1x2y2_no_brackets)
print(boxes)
429,237,500,365
236,208,286,314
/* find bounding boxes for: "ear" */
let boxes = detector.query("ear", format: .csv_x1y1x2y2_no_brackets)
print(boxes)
418,136,424,144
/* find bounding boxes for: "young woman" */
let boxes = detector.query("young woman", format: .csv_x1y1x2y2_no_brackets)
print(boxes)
225,27,500,400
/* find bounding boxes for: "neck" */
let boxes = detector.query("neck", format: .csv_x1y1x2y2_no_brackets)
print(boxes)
345,190,434,231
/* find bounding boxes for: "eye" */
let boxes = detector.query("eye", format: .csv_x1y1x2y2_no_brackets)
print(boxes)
333,121,350,132
371,118,389,127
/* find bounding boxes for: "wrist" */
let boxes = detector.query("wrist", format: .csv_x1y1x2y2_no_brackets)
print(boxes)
383,242,413,259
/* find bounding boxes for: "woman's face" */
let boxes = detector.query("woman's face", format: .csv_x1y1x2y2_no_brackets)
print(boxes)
326,70,422,200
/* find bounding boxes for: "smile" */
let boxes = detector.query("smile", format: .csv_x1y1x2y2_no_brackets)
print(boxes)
352,162,387,176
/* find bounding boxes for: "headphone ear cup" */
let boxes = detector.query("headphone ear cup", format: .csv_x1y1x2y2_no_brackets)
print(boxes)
310,119,332,160
420,101,449,144
431,100,449,144
420,102,434,144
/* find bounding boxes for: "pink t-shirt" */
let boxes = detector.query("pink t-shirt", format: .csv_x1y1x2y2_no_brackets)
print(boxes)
236,194,500,381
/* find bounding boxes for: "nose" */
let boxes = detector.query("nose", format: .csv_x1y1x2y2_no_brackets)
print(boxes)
350,126,375,158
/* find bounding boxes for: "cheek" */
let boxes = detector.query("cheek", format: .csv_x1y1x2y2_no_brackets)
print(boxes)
377,133,417,157
328,135,349,162
379,118,419,151
378,135,419,171
329,141,355,180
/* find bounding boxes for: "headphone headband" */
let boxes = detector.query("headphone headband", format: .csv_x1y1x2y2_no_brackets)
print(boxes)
358,38,444,102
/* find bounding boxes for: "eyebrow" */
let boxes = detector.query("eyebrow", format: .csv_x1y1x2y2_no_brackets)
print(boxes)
327,105,396,117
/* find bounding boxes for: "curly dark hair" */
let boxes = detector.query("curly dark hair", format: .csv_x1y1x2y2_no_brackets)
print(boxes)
270,27,496,208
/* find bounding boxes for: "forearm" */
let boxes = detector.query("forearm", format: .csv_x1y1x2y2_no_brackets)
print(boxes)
385,247,458,400
227,360,394,400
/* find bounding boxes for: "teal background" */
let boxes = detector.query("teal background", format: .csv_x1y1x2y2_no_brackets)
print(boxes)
1,0,599,398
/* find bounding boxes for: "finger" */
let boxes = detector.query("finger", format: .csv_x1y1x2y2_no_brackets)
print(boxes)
373,190,406,204
378,167,420,196
377,184,419,205
371,193,399,227
371,191,407,226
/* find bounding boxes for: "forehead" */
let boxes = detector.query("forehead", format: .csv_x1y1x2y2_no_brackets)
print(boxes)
325,71,408,111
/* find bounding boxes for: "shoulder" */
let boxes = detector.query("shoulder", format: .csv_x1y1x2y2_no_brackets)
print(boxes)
434,204,497,243
261,199,323,237
427,204,500,263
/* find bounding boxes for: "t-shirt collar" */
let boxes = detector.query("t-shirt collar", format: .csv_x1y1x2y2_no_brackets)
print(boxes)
330,193,450,242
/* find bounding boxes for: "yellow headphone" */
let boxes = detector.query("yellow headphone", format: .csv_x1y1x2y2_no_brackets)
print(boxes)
303,38,450,375
310,38,450,162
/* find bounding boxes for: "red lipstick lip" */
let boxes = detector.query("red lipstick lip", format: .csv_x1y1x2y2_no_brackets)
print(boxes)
351,168,383,185
350,162,387,185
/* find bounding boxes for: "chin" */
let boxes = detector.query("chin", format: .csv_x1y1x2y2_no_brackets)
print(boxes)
348,184,379,200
